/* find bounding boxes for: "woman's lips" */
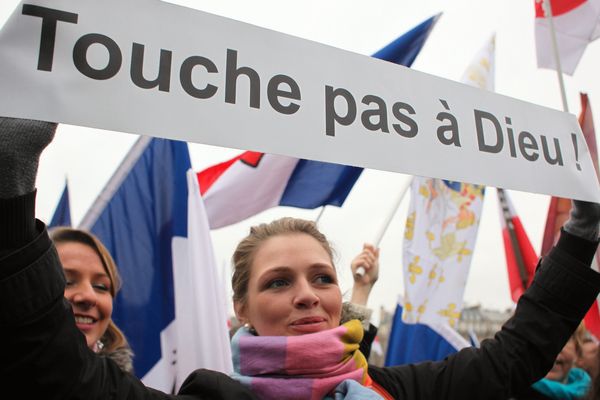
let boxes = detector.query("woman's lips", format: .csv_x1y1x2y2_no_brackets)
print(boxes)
74,315,97,331
290,317,327,333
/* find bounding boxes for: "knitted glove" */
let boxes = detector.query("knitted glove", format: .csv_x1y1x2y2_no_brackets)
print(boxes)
564,200,600,242
0,117,57,198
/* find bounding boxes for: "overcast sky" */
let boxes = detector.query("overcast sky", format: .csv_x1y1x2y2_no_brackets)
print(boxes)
2,0,599,324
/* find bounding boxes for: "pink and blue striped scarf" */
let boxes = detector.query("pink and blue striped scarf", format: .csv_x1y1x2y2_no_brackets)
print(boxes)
230,319,384,399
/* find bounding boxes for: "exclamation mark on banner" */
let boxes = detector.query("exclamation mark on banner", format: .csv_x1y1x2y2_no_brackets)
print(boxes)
572,133,582,171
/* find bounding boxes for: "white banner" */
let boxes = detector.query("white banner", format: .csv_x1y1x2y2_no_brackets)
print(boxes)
0,0,598,201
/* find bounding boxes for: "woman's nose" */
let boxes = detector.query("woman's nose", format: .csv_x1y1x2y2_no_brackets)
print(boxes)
69,283,97,309
293,280,320,308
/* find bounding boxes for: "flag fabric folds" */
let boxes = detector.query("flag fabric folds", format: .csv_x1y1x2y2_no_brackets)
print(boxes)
535,0,600,75
173,170,232,390
372,13,441,65
497,188,538,303
386,301,469,365
386,179,482,366
541,94,598,262
386,36,493,365
49,180,71,228
80,137,231,391
198,152,362,229
197,14,440,229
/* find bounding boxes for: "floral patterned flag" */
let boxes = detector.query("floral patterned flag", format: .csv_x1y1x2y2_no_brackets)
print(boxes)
402,179,485,326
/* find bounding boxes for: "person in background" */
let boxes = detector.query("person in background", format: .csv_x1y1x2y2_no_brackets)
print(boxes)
577,336,600,400
50,227,134,373
511,324,591,399
3,117,600,399
578,335,599,381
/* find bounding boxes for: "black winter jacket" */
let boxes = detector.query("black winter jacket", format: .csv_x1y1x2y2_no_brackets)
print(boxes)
1,194,599,399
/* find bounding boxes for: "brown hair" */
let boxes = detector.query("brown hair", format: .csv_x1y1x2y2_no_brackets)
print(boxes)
50,227,130,354
231,217,335,307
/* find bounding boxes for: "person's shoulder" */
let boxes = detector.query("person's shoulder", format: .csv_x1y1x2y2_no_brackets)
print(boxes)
178,369,259,400
101,346,134,374
368,364,412,398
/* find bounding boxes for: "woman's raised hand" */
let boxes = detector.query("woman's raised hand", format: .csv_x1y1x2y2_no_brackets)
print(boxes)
564,199,600,242
0,117,57,198
350,243,380,306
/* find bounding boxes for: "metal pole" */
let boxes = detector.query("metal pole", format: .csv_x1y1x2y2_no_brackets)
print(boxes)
542,0,570,112
314,205,326,225
355,176,413,276
373,176,413,247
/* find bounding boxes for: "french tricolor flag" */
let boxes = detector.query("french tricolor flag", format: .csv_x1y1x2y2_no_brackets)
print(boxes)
198,152,362,228
197,14,440,229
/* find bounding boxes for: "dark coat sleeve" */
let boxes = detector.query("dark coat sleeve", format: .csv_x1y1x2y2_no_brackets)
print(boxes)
360,323,378,360
0,220,257,400
369,231,600,400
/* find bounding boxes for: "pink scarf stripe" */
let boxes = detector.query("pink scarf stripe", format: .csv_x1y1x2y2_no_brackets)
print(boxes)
284,324,350,372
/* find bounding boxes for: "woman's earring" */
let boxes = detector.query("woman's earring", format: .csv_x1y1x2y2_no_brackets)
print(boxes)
93,340,104,353
244,323,257,335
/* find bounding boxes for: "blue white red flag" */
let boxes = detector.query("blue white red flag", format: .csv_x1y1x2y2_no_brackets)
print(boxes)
80,137,231,391
197,14,440,229
49,180,71,228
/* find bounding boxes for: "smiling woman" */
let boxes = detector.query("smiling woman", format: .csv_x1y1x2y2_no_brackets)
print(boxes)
50,227,133,373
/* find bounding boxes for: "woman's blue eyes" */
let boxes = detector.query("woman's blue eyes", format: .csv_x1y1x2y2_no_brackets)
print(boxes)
266,275,334,289
267,279,289,289
315,275,334,284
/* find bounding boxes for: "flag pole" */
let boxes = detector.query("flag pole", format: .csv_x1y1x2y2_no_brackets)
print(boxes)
373,176,413,247
314,205,327,225
541,0,569,112
355,175,413,276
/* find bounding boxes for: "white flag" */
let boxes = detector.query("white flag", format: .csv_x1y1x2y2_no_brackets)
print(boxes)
172,170,233,391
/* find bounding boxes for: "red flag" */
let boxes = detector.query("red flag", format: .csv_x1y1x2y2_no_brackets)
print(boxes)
540,197,573,257
579,94,600,339
540,94,600,338
534,0,600,75
541,94,599,256
579,93,600,173
497,189,539,303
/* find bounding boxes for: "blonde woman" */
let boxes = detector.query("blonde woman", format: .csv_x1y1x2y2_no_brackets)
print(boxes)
51,227,133,372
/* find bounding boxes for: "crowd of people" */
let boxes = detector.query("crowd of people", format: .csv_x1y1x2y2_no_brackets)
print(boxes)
2,116,600,399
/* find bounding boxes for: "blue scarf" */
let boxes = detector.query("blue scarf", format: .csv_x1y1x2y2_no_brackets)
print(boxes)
532,368,591,400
